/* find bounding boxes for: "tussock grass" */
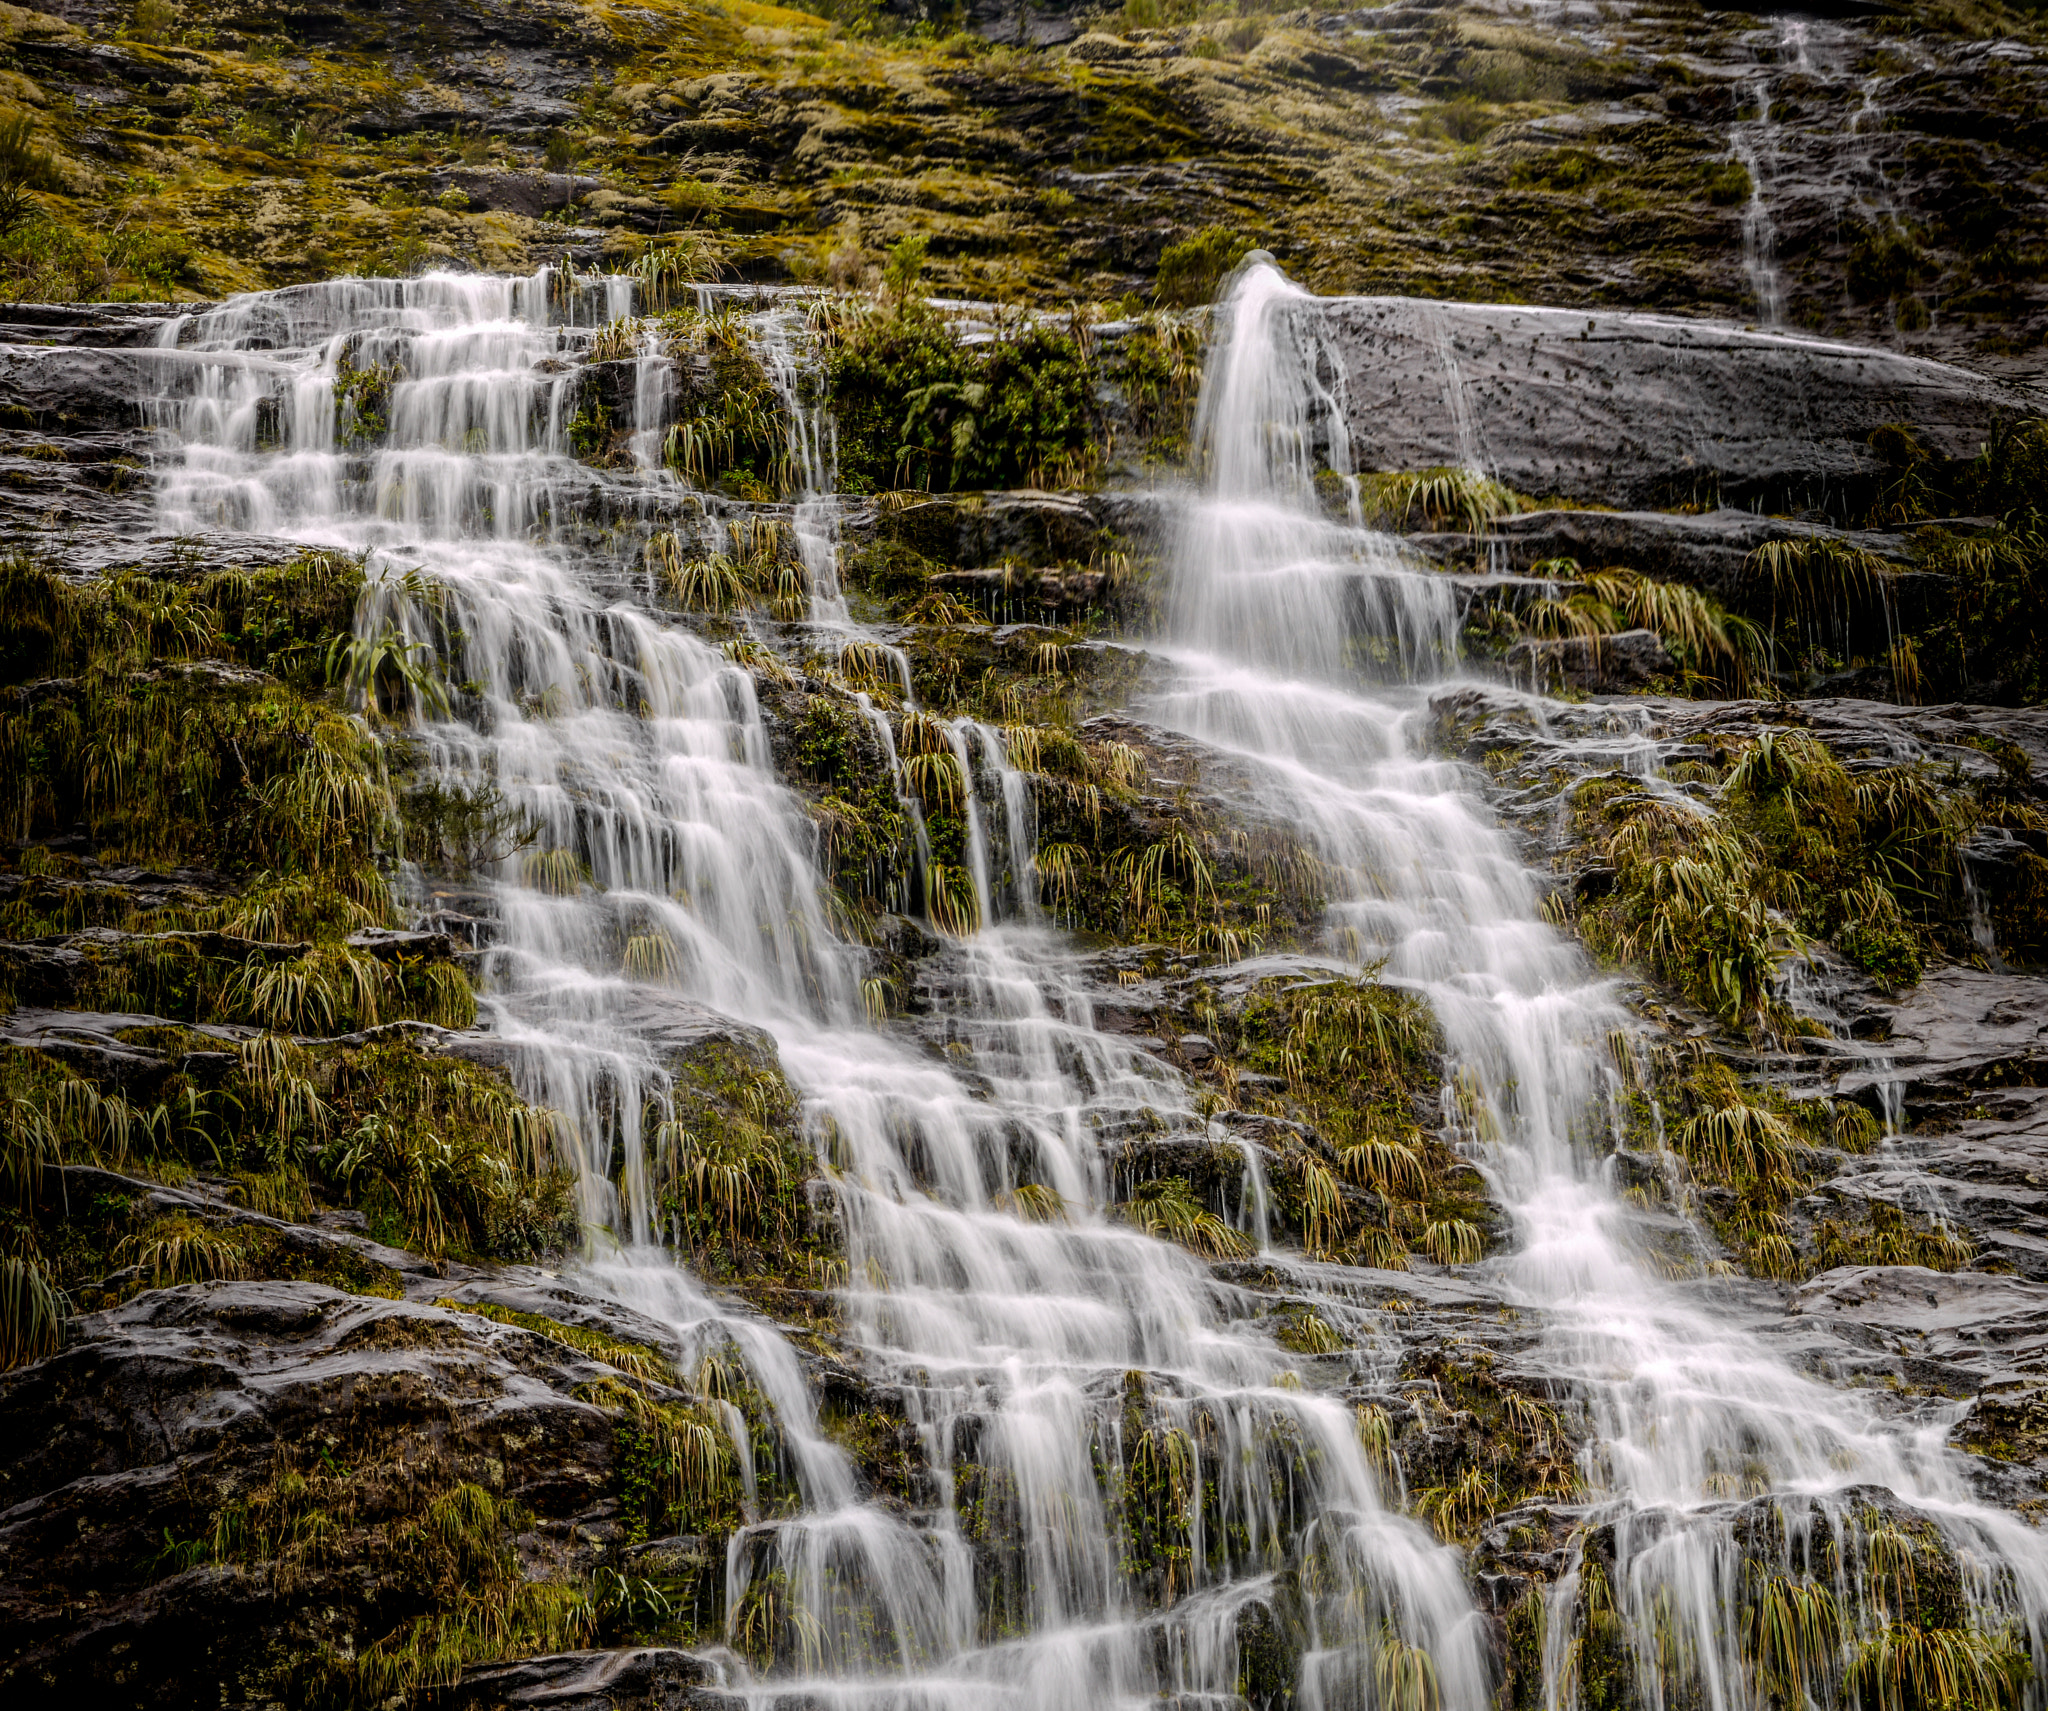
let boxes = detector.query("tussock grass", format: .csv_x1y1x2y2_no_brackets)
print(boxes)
1118,1175,1254,1259
1357,467,1521,534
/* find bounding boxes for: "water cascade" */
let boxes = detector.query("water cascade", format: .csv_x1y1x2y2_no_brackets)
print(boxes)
1157,260,2048,1711
134,258,2048,1711
143,271,1489,1711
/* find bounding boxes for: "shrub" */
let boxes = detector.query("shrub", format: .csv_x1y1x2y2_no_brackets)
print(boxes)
1153,226,1254,307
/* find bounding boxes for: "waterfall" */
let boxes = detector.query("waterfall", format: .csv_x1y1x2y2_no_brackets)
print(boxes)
135,257,2048,1711
144,269,1489,1709
1161,258,2048,1711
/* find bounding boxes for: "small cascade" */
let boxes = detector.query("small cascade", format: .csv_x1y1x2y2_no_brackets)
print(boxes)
1161,258,2048,1711
1730,81,1786,329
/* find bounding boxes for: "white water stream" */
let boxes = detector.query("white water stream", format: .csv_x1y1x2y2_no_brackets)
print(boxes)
1164,262,2048,1711
137,263,2048,1711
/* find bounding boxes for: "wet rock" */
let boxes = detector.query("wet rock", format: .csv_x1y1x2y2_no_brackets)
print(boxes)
1788,1266,2048,1382
439,1644,734,1709
0,345,163,434
0,303,195,348
1313,299,2034,512
1648,699,2048,799
346,927,461,962
432,169,603,218
1833,963,2048,1116
1956,1382,2048,1475
606,992,781,1078
1502,627,1674,692
0,1282,620,1702
0,941,90,1005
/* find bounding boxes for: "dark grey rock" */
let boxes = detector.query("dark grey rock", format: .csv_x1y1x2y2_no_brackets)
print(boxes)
0,1280,625,1704
0,941,90,1006
0,345,153,434
1788,1266,2048,1382
1503,627,1674,692
441,1645,734,1709
1304,297,2039,511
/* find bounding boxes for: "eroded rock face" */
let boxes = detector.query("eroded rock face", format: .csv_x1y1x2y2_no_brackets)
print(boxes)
1311,298,2036,508
0,1282,619,1703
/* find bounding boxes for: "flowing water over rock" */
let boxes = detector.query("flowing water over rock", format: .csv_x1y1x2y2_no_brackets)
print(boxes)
1166,263,2048,1711
123,262,2048,1711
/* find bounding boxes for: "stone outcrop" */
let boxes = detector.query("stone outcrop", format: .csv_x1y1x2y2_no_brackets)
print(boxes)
1502,627,1674,692
1313,298,2040,509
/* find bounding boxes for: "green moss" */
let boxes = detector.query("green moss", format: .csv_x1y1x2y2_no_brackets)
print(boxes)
1508,148,1607,194
784,695,910,902
1153,226,1254,307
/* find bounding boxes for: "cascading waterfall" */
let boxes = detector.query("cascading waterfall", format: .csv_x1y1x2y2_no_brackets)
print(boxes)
1159,259,2048,1711
143,269,1489,1710
136,255,2048,1711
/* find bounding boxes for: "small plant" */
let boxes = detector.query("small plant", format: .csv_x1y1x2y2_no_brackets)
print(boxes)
1154,226,1254,307
327,622,452,722
0,1252,64,1369
1357,467,1520,534
1118,1175,1253,1259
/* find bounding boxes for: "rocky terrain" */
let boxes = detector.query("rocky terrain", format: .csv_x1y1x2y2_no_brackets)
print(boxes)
0,0,2044,366
1,0,2047,1709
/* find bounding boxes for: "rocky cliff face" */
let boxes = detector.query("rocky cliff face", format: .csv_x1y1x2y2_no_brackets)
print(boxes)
0,0,2044,373
2,3,2048,1709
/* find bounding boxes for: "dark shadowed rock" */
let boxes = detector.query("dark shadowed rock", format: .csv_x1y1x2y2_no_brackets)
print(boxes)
880,489,1102,568
0,1282,622,1703
1503,627,1674,692
439,1644,737,1709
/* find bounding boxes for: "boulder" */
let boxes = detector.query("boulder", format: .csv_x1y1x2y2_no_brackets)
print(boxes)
1305,297,2038,512
1502,627,1674,692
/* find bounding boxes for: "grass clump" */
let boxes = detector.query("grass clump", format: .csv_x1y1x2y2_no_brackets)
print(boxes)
1573,730,1980,1027
654,306,793,498
1154,226,1255,307
0,551,397,939
1474,562,1766,693
1355,467,1522,534
1118,1174,1254,1259
651,1048,818,1283
0,1030,572,1293
1136,971,1489,1269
